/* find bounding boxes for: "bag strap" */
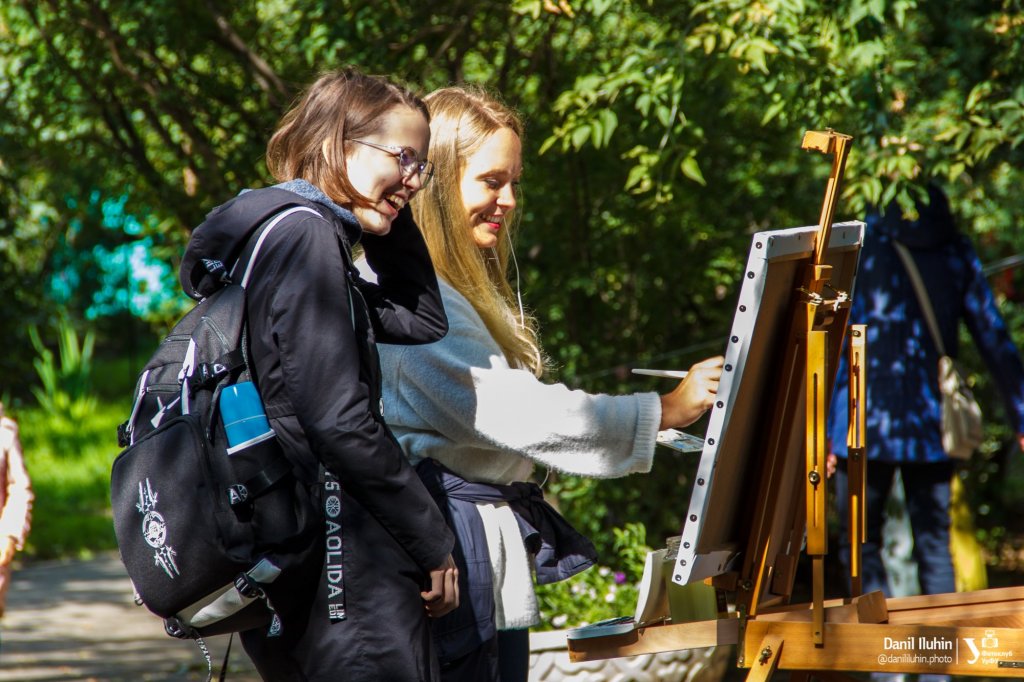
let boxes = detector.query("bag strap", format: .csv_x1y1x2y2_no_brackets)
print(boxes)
232,206,323,289
892,240,947,356
234,204,327,383
185,205,324,423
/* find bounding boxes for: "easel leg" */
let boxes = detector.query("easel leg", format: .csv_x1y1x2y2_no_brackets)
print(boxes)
805,326,828,644
744,634,784,682
846,325,867,597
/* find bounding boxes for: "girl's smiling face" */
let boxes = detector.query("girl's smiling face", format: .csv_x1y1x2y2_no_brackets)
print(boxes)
458,127,522,249
343,105,430,235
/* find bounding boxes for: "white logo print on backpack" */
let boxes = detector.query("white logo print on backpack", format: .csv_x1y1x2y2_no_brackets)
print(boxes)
137,478,179,578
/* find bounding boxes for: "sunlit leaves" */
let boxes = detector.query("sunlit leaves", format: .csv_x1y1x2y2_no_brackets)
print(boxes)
728,36,778,74
680,155,707,186
624,146,658,193
540,0,1024,235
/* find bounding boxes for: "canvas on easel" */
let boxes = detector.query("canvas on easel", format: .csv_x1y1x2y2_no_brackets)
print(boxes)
672,219,864,597
567,130,1024,681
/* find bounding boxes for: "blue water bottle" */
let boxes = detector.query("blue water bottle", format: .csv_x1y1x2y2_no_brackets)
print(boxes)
219,381,274,454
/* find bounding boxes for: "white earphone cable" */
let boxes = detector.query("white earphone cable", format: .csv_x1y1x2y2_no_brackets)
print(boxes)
504,228,526,329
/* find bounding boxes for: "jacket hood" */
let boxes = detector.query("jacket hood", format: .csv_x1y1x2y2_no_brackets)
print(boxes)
179,181,362,300
872,184,958,250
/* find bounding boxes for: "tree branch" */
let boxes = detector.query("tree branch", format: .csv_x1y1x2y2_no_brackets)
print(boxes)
27,0,199,226
82,1,223,170
203,0,290,107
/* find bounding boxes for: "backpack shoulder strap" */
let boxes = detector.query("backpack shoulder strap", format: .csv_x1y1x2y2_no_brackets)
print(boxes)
224,205,329,420
231,206,324,288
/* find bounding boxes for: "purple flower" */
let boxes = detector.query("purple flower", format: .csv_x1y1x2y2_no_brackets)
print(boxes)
614,571,627,585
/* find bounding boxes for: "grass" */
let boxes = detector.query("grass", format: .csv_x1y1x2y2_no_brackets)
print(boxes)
15,400,127,560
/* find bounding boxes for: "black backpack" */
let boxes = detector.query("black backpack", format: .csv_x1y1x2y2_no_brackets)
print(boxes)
111,202,321,643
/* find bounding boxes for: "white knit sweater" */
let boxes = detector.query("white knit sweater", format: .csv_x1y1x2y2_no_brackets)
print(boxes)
369,274,662,627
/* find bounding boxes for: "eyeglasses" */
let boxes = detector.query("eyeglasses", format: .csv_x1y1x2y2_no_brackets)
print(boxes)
349,139,434,186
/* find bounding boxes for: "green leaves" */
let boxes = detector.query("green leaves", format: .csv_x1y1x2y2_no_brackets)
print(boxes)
966,81,994,113
727,35,778,74
28,322,95,415
680,155,707,186
28,320,98,456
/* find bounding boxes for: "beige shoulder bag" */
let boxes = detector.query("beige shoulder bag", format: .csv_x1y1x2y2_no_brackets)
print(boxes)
893,241,984,459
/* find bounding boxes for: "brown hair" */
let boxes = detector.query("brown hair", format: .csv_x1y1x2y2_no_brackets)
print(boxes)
412,86,544,376
266,67,428,207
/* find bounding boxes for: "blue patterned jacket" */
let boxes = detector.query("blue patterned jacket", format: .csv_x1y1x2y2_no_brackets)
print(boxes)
829,187,1024,463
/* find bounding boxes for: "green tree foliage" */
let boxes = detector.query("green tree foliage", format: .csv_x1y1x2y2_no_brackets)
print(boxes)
3,0,1024,557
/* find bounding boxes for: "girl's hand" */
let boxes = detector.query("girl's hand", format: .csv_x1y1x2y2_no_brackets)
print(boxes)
422,554,459,618
659,356,724,430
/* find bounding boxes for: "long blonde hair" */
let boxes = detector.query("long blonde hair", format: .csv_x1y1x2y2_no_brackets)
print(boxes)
413,87,544,376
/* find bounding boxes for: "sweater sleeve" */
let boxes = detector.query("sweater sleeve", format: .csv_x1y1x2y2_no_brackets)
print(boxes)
391,285,660,479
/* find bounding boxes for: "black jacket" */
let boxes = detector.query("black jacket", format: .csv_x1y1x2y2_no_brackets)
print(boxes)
181,183,454,576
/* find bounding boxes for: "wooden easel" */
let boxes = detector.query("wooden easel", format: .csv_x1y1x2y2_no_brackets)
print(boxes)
567,130,1024,680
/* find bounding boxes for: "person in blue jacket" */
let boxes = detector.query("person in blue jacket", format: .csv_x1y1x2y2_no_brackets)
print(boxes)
828,184,1024,611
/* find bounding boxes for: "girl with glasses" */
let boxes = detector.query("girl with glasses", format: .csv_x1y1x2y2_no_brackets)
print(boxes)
181,67,458,680
360,86,723,682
